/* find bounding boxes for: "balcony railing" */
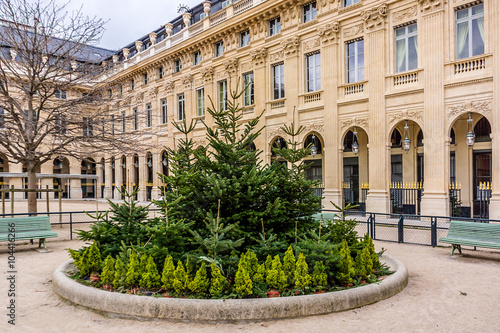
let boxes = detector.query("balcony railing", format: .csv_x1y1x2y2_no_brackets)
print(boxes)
454,56,485,74
270,100,285,110
210,9,227,26
304,91,322,103
344,82,364,96
393,71,418,86
234,0,253,14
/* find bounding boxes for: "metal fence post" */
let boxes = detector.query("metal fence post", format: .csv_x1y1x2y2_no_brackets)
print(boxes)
398,215,404,243
431,217,437,247
70,212,73,240
372,213,376,240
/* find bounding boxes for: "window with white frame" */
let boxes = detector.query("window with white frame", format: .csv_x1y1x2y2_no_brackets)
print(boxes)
306,52,321,92
177,93,185,120
143,72,148,85
215,41,224,57
218,80,227,111
146,103,152,127
0,107,4,128
343,0,359,7
196,87,205,116
346,39,364,83
55,89,67,99
133,108,139,130
222,0,230,8
158,66,164,79
161,98,167,124
243,72,254,106
131,78,135,90
82,117,93,137
395,23,418,73
303,1,317,23
174,59,181,73
269,16,281,36
193,50,202,65
272,62,285,99
122,111,126,132
55,114,67,134
456,3,484,60
111,115,115,135
240,30,250,47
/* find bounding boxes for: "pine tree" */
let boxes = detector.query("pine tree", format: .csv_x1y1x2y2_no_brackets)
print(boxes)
311,261,327,290
235,261,253,298
161,255,175,290
173,261,188,294
188,262,210,294
294,253,311,291
337,240,356,285
283,245,296,283
101,255,115,286
113,258,127,289
140,255,161,289
125,251,141,288
210,263,227,298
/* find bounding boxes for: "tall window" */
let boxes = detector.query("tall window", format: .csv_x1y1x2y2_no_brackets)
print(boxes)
269,16,281,36
306,52,321,92
346,39,364,83
243,72,254,106
174,59,181,73
218,80,227,111
82,117,93,137
111,115,115,135
196,87,205,116
395,24,418,73
55,89,67,99
161,98,167,124
122,111,126,132
131,78,135,90
177,93,185,120
193,50,202,65
158,66,164,79
55,114,67,134
133,107,138,130
119,84,123,95
272,63,285,99
344,0,359,7
143,72,148,85
215,41,224,57
240,30,250,47
303,2,317,23
456,3,484,60
0,107,4,128
146,103,152,127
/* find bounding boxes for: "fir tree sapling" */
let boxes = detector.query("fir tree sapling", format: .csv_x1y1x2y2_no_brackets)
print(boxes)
188,262,210,294
264,255,273,272
113,258,127,289
363,234,380,269
210,263,227,298
139,254,148,277
337,240,356,285
354,250,367,280
266,255,288,292
140,255,161,290
235,258,253,298
161,255,175,291
294,253,311,292
283,246,296,283
361,246,374,277
101,255,115,287
311,261,328,291
173,261,188,295
253,263,266,283
125,251,141,289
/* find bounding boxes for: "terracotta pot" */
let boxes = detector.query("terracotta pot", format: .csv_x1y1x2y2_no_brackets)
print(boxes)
267,290,280,298
89,276,100,282
102,284,113,291
313,291,325,294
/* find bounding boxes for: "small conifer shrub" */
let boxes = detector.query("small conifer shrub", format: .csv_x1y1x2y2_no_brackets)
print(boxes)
210,263,227,297
125,251,141,288
161,255,175,290
140,255,161,289
101,255,115,286
188,262,210,294
293,253,311,291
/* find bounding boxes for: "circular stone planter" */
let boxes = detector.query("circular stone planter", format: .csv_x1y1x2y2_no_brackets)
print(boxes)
53,255,408,323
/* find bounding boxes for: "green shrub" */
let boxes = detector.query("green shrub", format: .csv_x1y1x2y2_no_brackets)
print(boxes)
188,262,210,294
88,241,102,276
363,234,380,269
283,245,296,283
140,255,161,289
311,261,327,290
362,246,373,277
173,261,188,294
337,240,355,285
253,263,266,283
210,263,227,297
161,255,175,290
266,255,287,291
354,250,367,280
113,258,127,289
125,251,141,288
235,261,253,298
101,255,115,286
293,253,310,291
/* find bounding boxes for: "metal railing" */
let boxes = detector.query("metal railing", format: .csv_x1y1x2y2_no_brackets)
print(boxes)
390,182,423,215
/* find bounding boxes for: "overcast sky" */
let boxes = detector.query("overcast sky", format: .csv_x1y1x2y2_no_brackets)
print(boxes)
64,0,202,51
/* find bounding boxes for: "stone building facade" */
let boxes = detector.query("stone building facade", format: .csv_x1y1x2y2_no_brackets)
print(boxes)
1,0,499,219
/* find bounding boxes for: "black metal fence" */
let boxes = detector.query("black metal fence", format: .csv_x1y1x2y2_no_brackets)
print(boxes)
390,182,423,215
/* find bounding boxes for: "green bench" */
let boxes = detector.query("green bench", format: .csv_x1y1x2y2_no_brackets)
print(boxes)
0,216,58,249
439,220,500,255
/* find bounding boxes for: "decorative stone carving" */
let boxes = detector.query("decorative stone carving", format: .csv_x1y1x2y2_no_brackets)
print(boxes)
340,117,369,131
361,4,388,31
201,66,214,83
241,62,253,73
182,13,192,28
135,41,143,52
418,0,443,12
343,24,364,39
165,81,175,94
10,49,17,60
393,5,418,24
149,32,157,45
165,23,173,37
269,51,284,63
124,96,132,105
149,87,159,99
112,55,119,63
388,110,423,125
181,74,193,89
317,21,339,44
224,59,239,76
303,38,320,52
136,92,145,103
70,60,78,71
280,36,300,57
448,101,492,120
303,123,325,136
122,48,130,60
216,71,228,80
194,77,203,86
250,48,267,66
202,1,211,16
267,127,287,140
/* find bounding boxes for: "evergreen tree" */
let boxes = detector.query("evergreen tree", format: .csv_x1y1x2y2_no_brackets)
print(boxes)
101,255,115,286
210,263,227,298
161,255,175,290
283,245,296,282
266,255,287,291
188,262,210,294
311,261,327,290
140,255,161,289
354,250,367,280
113,258,127,289
294,253,311,291
125,251,141,288
253,263,266,283
337,241,356,285
363,234,380,269
235,261,253,298
173,261,188,294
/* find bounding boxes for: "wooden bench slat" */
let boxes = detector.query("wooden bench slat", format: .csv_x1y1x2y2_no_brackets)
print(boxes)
439,220,500,254
0,216,57,248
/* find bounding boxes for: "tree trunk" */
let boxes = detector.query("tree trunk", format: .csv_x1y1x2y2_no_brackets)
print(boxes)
27,165,38,214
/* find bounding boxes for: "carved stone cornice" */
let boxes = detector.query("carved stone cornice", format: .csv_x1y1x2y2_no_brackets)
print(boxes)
164,81,175,95
303,38,320,53
340,117,369,131
250,48,267,67
181,75,193,89
388,110,423,125
241,61,253,73
317,21,339,45
280,36,300,57
201,66,214,83
418,0,444,13
224,59,239,76
269,51,284,63
361,4,388,32
393,5,418,25
302,123,324,136
448,100,491,120
343,24,364,39
149,87,159,99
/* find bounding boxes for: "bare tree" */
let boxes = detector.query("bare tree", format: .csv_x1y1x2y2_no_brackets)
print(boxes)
0,0,149,213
